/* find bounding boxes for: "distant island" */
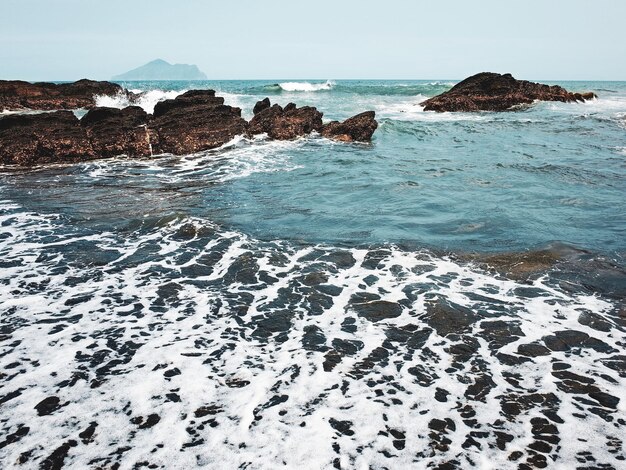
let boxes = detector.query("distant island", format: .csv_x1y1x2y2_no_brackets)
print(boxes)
112,59,207,80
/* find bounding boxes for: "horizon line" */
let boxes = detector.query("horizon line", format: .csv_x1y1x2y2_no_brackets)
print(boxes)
2,76,626,83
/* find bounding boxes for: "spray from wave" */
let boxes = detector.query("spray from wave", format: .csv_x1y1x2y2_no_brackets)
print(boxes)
94,89,184,113
277,80,335,92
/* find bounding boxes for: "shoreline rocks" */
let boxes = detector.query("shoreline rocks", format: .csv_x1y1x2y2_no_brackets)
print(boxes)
321,111,378,142
421,72,597,112
151,90,248,154
81,106,152,158
0,79,132,112
248,100,323,140
0,111,95,166
0,90,377,166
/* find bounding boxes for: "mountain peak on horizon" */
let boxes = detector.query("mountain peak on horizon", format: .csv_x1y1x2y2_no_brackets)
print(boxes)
112,59,207,81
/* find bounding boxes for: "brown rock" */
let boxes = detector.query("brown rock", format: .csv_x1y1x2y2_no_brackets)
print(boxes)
81,106,152,158
478,249,560,280
421,72,597,112
0,111,95,165
150,90,248,154
248,100,323,140
152,90,224,118
0,79,130,112
321,111,378,142
252,97,270,115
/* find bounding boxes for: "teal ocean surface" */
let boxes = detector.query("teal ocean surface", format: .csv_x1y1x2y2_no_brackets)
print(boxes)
1,80,625,469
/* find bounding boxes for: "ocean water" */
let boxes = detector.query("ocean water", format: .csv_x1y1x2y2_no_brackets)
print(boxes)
1,80,625,469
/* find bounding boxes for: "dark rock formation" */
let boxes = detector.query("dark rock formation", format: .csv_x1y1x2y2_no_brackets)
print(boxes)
248,100,323,140
252,98,270,115
0,79,129,112
0,111,95,165
0,91,378,166
321,111,378,142
479,249,560,280
81,106,152,158
150,90,248,154
421,72,597,112
152,90,224,118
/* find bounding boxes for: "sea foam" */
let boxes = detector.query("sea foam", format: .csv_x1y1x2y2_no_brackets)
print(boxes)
94,89,184,114
0,199,624,469
278,80,335,92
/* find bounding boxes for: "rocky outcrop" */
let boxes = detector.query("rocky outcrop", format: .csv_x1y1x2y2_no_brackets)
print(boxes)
81,106,152,158
0,79,130,112
421,72,597,112
0,91,379,166
321,111,378,142
252,98,270,115
248,100,323,140
0,111,95,165
150,90,248,154
248,98,377,142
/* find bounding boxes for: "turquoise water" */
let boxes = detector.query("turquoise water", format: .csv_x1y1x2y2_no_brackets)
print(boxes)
1,80,626,468
54,80,626,254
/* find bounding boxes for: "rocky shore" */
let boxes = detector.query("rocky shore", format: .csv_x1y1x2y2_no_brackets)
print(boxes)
421,72,597,112
0,79,132,112
0,84,378,166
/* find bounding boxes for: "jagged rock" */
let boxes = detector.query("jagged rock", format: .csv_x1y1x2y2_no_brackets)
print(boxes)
152,90,224,118
0,111,95,165
0,79,129,112
0,89,379,166
253,98,270,115
321,111,378,142
150,90,248,154
248,99,323,140
81,106,152,158
421,72,597,112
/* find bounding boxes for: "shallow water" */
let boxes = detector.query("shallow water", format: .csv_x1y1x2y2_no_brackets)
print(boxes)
1,80,625,469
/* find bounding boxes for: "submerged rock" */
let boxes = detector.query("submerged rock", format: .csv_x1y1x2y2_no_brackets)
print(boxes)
321,111,378,142
0,111,95,165
150,90,248,154
479,249,560,280
0,79,129,112
421,72,597,112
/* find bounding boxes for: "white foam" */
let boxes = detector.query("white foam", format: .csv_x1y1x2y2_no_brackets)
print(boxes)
278,80,335,92
94,89,185,114
0,200,623,469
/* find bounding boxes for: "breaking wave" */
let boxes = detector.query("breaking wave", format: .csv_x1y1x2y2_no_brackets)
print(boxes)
277,80,335,92
94,89,184,113
0,199,624,469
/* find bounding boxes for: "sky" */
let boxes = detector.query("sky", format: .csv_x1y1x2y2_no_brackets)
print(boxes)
1,0,625,81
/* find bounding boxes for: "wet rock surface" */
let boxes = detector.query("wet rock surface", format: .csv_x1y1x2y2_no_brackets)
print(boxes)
0,206,624,469
150,90,248,155
421,72,597,112
248,101,323,140
0,92,378,166
0,111,95,165
321,111,378,142
0,79,128,112
81,106,152,158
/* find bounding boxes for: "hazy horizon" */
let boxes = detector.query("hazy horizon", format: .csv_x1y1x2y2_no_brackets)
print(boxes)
2,0,626,81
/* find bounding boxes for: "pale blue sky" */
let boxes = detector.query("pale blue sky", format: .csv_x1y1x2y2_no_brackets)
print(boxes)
2,0,625,81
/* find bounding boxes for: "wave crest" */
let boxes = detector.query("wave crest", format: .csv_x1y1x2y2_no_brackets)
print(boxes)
277,80,335,92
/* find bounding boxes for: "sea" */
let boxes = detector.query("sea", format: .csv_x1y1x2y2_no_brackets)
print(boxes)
1,79,625,469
